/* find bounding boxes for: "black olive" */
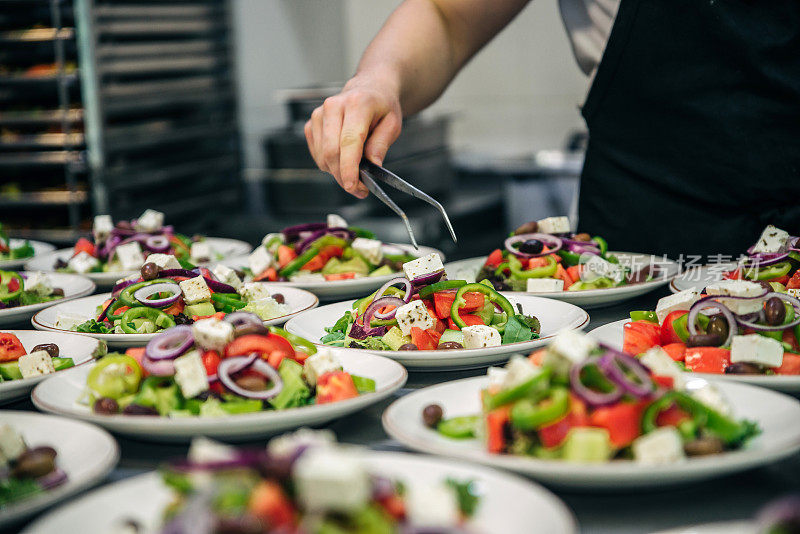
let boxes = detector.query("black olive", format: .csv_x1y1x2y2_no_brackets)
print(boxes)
140,262,160,281
234,323,268,337
173,313,194,325
437,341,463,350
686,333,722,347
12,448,57,478
31,343,59,358
706,314,729,342
725,362,763,375
684,437,725,456
272,293,285,304
51,287,65,297
422,404,444,428
398,343,418,351
235,375,268,391
93,397,119,415
518,239,544,255
764,296,786,326
54,258,69,269
122,404,159,416
573,233,592,242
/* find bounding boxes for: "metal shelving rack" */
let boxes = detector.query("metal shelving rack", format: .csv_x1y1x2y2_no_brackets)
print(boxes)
0,0,241,244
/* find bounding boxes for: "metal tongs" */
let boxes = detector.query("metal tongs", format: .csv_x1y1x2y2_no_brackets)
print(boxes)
358,159,457,249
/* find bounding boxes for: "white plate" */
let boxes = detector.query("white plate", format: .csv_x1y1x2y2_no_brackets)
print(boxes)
670,262,739,293
0,330,105,404
221,244,444,301
0,239,55,270
31,287,320,348
284,294,590,370
383,376,800,489
588,319,800,393
446,252,680,309
0,411,118,528
0,272,96,327
25,237,253,289
652,521,754,534
21,450,576,534
32,348,407,442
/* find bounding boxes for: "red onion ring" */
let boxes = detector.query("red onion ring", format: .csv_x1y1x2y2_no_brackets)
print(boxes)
569,359,623,406
111,278,140,298
742,252,790,268
295,227,355,254
37,467,68,490
364,296,406,322
282,223,328,242
97,299,115,322
144,235,171,252
735,292,800,332
207,352,257,383
142,354,176,376
134,282,182,308
348,321,388,340
224,312,264,329
410,270,445,287
158,268,199,278
504,233,563,258
203,277,237,294
375,277,413,303
687,296,737,346
598,351,654,397
145,325,194,361
217,355,283,400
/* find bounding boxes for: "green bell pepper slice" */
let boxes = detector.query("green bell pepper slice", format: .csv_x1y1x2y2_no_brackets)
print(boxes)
119,306,175,334
0,270,24,302
508,255,557,279
135,376,184,415
269,326,317,356
118,279,176,307
630,310,659,323
592,236,609,256
106,299,130,322
557,249,582,266
744,261,792,281
484,367,552,411
510,387,570,430
437,416,479,439
87,354,142,400
672,312,710,343
418,280,467,299
450,283,515,332
211,292,246,313
279,247,320,278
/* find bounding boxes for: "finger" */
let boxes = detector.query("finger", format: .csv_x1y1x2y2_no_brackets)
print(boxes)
353,181,369,199
309,107,326,172
304,119,323,170
339,106,372,195
363,113,402,166
321,98,344,182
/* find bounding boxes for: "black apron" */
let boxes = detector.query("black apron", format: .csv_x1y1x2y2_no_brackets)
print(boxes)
578,0,800,260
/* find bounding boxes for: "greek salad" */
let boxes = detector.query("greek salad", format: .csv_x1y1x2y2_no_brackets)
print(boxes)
0,423,66,506
54,209,215,275
0,334,84,383
0,223,34,261
0,270,63,310
241,214,418,283
427,330,758,463
723,224,800,291
120,430,478,533
61,256,289,334
479,216,658,292
322,253,541,351
85,315,376,417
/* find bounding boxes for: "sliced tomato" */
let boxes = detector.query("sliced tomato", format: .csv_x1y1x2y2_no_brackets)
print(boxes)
528,256,550,270
421,299,437,320
623,320,661,355
225,333,294,361
201,350,221,377
485,249,504,269
7,276,20,293
684,346,731,374
783,329,800,353
433,291,457,319
787,270,800,290
655,404,692,427
276,245,297,269
319,245,344,259
486,406,511,454
723,268,742,280
410,327,436,350
538,395,590,448
459,291,485,313
652,375,674,389
163,300,185,316
248,481,296,528
660,310,687,345
324,272,357,281
661,342,687,362
768,274,791,286
316,371,359,404
377,493,406,520
447,313,485,330
589,401,647,448
254,267,278,282
528,348,546,366
431,318,446,334
425,328,443,347
300,254,327,272
192,312,226,322
0,333,26,362
554,264,573,289
566,265,582,284
73,237,96,257
775,353,800,375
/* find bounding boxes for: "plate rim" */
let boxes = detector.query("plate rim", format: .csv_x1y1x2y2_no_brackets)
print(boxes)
0,271,96,320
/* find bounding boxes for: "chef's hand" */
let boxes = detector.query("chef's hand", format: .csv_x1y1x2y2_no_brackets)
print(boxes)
305,75,402,199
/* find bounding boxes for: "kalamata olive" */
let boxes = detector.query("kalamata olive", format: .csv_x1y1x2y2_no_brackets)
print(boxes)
173,313,194,325
398,343,418,351
215,516,262,534
757,281,773,292
272,293,285,304
573,233,592,242
235,375,268,391
117,221,133,230
31,343,59,358
195,390,221,401
437,341,463,350
765,296,786,326
233,269,246,279
93,397,119,414
122,404,159,416
725,362,762,375
422,404,444,428
518,239,544,255
51,287,65,297
234,323,269,337
683,437,725,456
12,447,57,478
140,262,160,281
706,314,730,342
54,258,68,269
686,333,722,347
514,221,538,235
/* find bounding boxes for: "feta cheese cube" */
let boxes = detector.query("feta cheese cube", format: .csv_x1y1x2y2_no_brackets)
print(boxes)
133,209,164,232
503,355,539,389
395,300,436,336
292,447,370,513
402,253,444,281
173,349,209,399
192,318,234,352
56,312,89,330
486,366,508,389
261,232,285,253
352,237,384,265
179,275,211,305
68,250,99,274
268,428,336,458
190,241,212,263
238,282,273,302
288,272,327,283
632,427,686,465
751,225,790,254
188,437,235,464
0,424,26,462
406,483,459,528
536,216,571,234
730,334,784,368
24,271,53,296
526,278,564,293
687,381,732,416
212,264,242,290
18,350,55,378
93,214,113,243
641,346,686,389
547,330,598,364
248,246,273,277
705,280,765,315
462,324,502,349
655,289,700,323
303,347,343,387
581,255,624,284
115,241,145,271
145,253,181,271
327,214,348,228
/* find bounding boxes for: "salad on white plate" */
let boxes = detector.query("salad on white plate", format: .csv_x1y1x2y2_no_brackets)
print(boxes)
0,270,95,327
0,222,55,270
